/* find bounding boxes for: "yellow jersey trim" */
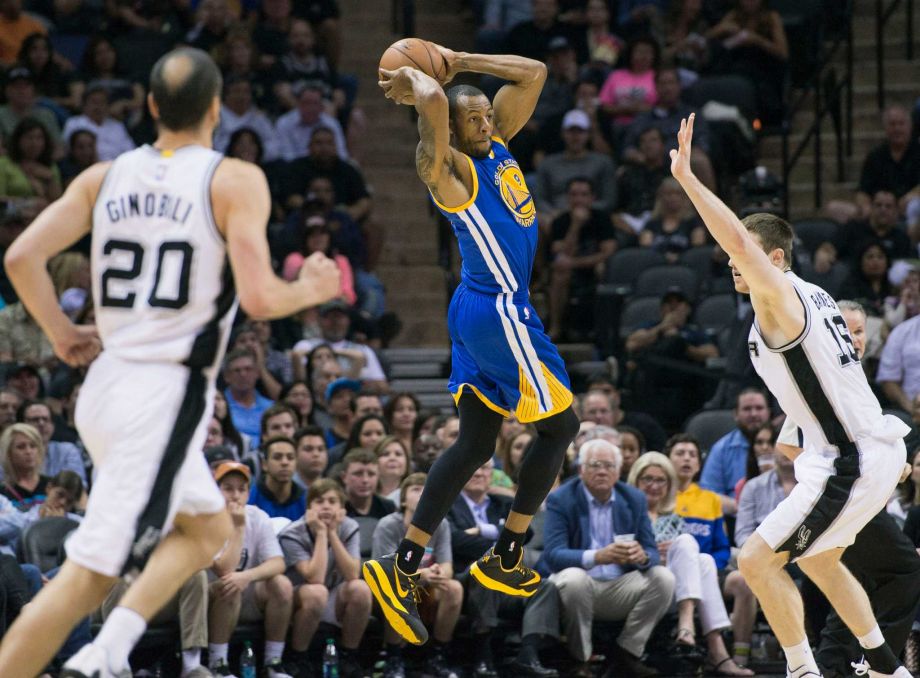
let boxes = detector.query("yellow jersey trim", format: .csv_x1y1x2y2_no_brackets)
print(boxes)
490,135,506,147
428,154,478,213
515,362,574,423
453,383,510,417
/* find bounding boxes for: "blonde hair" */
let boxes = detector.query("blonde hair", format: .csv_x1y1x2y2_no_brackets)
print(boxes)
627,451,678,514
651,177,692,221
0,423,45,482
48,252,89,296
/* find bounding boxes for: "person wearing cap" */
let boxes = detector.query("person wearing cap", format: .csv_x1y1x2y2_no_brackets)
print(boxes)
204,444,237,471
0,67,61,145
323,377,360,449
248,435,306,521
209,460,295,678
3,363,42,399
224,348,276,446
212,76,281,162
532,108,617,227
62,85,135,162
547,176,616,341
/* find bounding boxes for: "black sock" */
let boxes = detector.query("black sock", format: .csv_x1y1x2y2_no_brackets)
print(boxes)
431,639,448,658
495,527,526,569
865,644,900,675
386,642,403,659
474,631,493,663
518,634,540,664
396,538,424,574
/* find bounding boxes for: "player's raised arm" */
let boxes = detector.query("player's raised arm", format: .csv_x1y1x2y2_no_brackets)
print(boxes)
433,46,546,141
670,115,793,306
214,159,340,320
4,163,108,366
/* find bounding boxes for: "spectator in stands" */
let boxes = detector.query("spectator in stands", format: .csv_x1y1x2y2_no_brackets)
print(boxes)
504,0,583,63
232,323,284,401
842,190,912,263
496,426,535,484
384,392,420,453
662,0,711,76
617,426,645,478
877,312,920,412
433,413,460,449
249,435,306,521
839,240,893,318
333,412,386,467
58,130,98,187
0,423,47,511
627,452,753,676
17,400,84,482
0,281,58,370
17,34,72,116
261,403,299,444
184,0,233,53
213,76,281,161
623,68,715,188
353,392,383,418
283,215,356,305
532,109,617,227
374,435,409,503
216,27,274,111
734,422,778,501
280,478,371,678
885,267,920,332
309,355,343,423
281,381,315,426
1,117,62,209
0,0,46,66
213,388,248,458
0,389,21,434
447,460,562,677
62,86,136,162
323,377,359,450
275,84,348,161
208,461,294,678
699,387,770,515
639,178,706,261
224,127,264,166
580,388,666,452
580,0,625,77
413,433,444,474
373,472,463,678
706,0,788,126
69,36,145,125
546,176,616,340
250,318,293,385
541,438,674,678
340,448,395,519
271,18,337,111
252,0,293,65
613,127,670,237
0,68,61,147
599,35,659,132
224,348,275,446
292,0,341,69
284,124,370,214
4,364,43,399
293,425,327,488
475,0,533,54
625,287,716,362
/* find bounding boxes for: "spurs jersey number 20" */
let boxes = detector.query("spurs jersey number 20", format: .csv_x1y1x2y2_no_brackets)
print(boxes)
91,145,237,369
747,271,887,450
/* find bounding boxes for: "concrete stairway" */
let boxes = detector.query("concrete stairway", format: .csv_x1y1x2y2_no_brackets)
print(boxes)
759,3,920,219
339,0,474,347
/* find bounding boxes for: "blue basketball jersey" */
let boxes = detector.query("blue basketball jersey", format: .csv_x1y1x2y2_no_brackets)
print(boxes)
431,136,538,295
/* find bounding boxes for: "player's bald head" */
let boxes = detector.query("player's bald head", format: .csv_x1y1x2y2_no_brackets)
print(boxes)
149,47,222,131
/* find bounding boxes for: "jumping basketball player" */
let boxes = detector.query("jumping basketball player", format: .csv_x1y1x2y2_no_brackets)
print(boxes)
0,47,340,678
671,114,912,678
363,45,579,645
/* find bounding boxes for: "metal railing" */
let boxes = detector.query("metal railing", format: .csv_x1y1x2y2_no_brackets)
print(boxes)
876,0,915,110
780,3,854,215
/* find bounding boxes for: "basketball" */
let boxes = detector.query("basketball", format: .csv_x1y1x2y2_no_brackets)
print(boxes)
379,38,447,83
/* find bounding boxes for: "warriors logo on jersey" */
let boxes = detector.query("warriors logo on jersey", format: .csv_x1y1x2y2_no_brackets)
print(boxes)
494,158,535,227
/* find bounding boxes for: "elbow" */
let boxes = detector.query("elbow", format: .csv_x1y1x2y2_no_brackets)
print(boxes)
4,243,28,276
238,290,272,320
530,61,548,84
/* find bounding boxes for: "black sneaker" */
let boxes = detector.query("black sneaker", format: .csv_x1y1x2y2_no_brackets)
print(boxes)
362,554,429,645
469,548,540,597
382,655,407,678
424,651,459,678
340,652,366,678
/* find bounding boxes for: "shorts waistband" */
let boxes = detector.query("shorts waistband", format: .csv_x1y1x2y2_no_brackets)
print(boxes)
459,284,530,304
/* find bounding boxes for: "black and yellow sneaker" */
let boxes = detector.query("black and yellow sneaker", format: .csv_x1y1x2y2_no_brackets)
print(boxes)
362,553,429,645
469,548,540,597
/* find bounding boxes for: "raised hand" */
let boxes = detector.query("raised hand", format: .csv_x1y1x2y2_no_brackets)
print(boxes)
298,251,341,306
669,113,695,180
378,66,417,105
430,42,460,85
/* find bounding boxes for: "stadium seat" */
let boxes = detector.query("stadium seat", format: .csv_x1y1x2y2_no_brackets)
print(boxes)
634,265,699,300
793,218,840,254
604,249,666,293
683,409,737,452
679,246,717,281
354,515,379,560
17,517,79,573
619,297,661,339
798,259,851,298
684,76,758,122
693,294,737,335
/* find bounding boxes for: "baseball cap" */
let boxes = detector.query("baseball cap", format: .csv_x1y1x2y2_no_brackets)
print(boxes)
214,461,251,483
7,363,40,380
325,377,361,402
562,109,590,131
661,286,690,304
6,67,33,84
204,445,237,468
319,299,350,315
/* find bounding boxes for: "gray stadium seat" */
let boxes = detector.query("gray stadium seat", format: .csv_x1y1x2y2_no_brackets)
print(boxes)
683,409,737,452
794,219,840,254
685,76,758,122
619,297,661,339
604,249,666,292
693,294,737,335
634,265,699,300
798,260,851,298
17,517,79,573
679,246,717,281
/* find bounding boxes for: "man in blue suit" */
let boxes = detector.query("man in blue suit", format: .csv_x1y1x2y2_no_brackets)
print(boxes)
540,439,675,678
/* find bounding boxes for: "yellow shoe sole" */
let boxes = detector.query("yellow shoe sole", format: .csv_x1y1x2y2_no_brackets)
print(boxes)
362,561,427,645
469,561,539,597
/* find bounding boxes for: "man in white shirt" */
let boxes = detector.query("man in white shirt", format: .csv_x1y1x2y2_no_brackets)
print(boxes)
62,85,135,161
212,76,280,162
274,84,348,161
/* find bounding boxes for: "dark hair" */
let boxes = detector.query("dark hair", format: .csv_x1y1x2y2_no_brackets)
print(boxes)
305,343,336,385
411,408,439,441
446,84,487,124
746,422,776,479
341,447,378,471
308,477,345,505
149,47,222,131
49,469,83,503
294,425,325,445
68,128,97,151
345,414,389,451
741,213,794,267
565,176,594,193
259,402,298,436
663,433,701,458
262,435,296,456
18,33,52,76
736,386,768,409
585,373,617,391
227,127,264,163
280,380,315,424
212,400,244,455
16,398,50,423
383,392,421,430
81,35,119,76
654,66,680,83
224,347,256,368
637,125,664,144
9,117,53,166
617,425,646,453
622,35,660,71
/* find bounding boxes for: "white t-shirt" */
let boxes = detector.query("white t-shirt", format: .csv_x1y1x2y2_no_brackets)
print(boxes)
237,505,283,571
292,338,386,382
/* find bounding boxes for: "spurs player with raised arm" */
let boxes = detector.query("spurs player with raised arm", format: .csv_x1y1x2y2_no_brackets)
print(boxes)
0,47,339,678
671,114,912,678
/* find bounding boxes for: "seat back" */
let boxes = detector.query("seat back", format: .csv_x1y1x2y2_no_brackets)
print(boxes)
634,265,699,300
683,410,737,453
693,294,737,335
794,218,840,254
18,517,79,572
354,516,379,560
685,76,758,121
604,249,666,290
619,297,662,338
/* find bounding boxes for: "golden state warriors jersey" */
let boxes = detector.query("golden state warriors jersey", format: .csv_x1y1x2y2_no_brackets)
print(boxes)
431,136,537,295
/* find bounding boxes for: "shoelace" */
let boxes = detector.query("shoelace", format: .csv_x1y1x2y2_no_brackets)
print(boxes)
851,658,870,676
404,572,424,603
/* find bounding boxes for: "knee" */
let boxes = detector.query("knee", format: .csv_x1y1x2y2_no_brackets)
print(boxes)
444,579,464,605
646,565,676,597
539,407,579,444
553,567,591,596
698,552,717,576
344,579,372,608
296,584,328,610
269,574,293,604
737,539,773,582
672,533,700,556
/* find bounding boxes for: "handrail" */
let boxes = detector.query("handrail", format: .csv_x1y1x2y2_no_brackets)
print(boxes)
876,0,915,110
780,4,854,215
390,0,416,38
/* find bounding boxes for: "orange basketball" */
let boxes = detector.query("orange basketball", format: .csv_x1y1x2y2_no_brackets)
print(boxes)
379,38,447,83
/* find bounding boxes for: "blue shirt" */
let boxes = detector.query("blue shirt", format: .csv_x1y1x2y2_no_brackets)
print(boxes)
461,491,500,541
248,479,306,522
699,428,750,497
580,485,624,581
225,388,274,446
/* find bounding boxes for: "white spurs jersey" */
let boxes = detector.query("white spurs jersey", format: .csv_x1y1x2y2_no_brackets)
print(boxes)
747,271,899,452
91,144,237,369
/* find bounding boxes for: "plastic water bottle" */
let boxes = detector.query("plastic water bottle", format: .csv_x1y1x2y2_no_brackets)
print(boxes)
240,641,257,678
323,638,339,678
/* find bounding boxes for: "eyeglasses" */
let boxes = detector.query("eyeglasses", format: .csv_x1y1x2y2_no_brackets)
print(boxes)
25,416,51,424
585,460,617,471
638,476,668,487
